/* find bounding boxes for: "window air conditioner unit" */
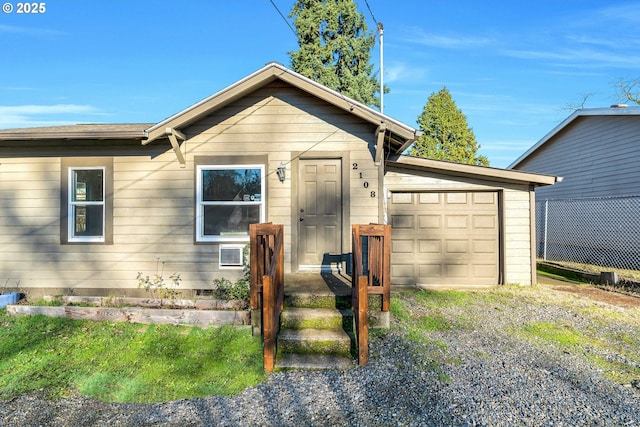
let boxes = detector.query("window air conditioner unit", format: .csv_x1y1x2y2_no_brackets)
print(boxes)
219,245,244,267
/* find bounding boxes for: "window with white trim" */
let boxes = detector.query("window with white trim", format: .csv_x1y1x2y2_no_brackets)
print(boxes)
196,165,265,242
68,167,105,242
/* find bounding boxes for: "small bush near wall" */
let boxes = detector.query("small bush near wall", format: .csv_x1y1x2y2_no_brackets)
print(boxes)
212,245,251,308
136,259,182,299
212,277,250,309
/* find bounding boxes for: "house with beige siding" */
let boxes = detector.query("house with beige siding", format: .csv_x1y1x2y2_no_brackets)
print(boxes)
0,62,557,296
509,105,640,269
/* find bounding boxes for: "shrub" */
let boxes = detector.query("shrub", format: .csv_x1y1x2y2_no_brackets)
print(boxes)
212,246,250,307
212,277,250,308
137,259,182,299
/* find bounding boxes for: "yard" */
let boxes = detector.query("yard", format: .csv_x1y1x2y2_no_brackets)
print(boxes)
1,282,639,425
0,314,265,403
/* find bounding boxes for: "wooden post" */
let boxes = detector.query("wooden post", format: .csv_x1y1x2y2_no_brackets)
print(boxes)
263,274,275,373
277,226,284,312
351,225,361,312
357,275,369,366
382,224,391,312
249,223,285,372
249,225,259,311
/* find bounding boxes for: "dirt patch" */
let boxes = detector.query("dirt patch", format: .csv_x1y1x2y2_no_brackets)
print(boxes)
545,281,640,308
552,285,640,307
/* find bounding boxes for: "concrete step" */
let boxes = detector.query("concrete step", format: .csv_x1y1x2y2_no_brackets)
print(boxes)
280,307,353,330
284,292,351,309
277,328,353,356
275,353,355,371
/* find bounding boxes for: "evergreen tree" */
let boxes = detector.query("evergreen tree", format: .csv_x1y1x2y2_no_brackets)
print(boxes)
288,0,380,107
409,87,489,166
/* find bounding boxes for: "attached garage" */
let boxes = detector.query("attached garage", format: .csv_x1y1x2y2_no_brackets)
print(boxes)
390,191,499,286
384,155,559,287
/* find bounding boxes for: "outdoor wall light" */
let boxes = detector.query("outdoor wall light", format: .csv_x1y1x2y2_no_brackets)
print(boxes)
276,162,286,183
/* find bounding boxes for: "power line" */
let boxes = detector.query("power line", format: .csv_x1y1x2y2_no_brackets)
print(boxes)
362,0,384,113
269,0,297,37
363,0,379,26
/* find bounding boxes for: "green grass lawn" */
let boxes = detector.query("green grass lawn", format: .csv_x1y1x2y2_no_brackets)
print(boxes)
3,284,639,404
0,309,265,403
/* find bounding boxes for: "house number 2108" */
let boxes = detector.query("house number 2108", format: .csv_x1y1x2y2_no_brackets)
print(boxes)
352,163,375,197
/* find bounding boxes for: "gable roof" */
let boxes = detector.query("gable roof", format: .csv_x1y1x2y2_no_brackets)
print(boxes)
0,63,420,152
508,105,640,169
387,155,559,186
143,62,421,153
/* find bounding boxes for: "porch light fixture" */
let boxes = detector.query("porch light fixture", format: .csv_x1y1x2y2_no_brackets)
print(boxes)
276,162,286,183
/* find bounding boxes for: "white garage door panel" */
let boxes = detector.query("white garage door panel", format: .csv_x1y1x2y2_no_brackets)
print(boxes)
392,239,415,253
391,215,413,228
392,264,415,278
418,263,442,278
390,191,499,286
419,239,441,253
418,215,440,229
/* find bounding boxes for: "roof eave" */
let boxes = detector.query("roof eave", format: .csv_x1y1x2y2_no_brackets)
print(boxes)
0,131,148,141
388,155,559,186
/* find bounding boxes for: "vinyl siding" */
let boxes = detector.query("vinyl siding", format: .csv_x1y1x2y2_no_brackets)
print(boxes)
516,115,640,199
502,190,533,285
0,81,379,291
184,81,379,273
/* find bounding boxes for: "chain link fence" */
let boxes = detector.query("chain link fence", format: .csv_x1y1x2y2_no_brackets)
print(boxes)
535,196,640,271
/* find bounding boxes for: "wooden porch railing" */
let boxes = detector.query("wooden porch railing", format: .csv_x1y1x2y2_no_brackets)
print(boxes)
351,224,391,366
249,223,284,373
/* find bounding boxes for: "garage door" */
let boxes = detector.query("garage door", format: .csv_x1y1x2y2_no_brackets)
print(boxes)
390,191,499,286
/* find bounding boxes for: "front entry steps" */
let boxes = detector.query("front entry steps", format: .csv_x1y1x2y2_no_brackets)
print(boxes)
274,277,356,371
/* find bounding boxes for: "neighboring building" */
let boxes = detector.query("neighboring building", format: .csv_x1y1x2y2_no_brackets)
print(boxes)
0,62,557,296
509,105,640,269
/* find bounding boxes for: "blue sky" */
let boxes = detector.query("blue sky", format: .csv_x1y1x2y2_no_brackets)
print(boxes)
1,0,639,168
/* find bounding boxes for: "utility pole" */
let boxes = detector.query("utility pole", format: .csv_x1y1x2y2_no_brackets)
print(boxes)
378,22,384,114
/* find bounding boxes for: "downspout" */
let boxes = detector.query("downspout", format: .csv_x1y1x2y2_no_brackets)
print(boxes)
379,129,422,225
529,185,537,286
375,125,387,224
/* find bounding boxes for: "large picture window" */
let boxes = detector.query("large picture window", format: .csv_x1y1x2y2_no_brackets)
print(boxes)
68,167,105,242
196,165,265,242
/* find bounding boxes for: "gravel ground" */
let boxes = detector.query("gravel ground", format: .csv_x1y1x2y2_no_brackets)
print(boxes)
2,286,639,426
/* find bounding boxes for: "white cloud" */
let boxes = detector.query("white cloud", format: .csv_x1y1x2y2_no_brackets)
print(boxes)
585,3,640,27
563,34,627,50
0,24,65,36
401,27,493,49
384,62,428,84
0,104,96,115
482,140,537,152
503,47,640,69
0,104,100,129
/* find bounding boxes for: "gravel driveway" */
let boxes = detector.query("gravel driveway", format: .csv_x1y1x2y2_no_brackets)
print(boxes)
2,284,639,426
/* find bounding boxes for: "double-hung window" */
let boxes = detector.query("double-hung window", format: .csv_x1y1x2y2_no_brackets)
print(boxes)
68,167,105,242
196,164,265,242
